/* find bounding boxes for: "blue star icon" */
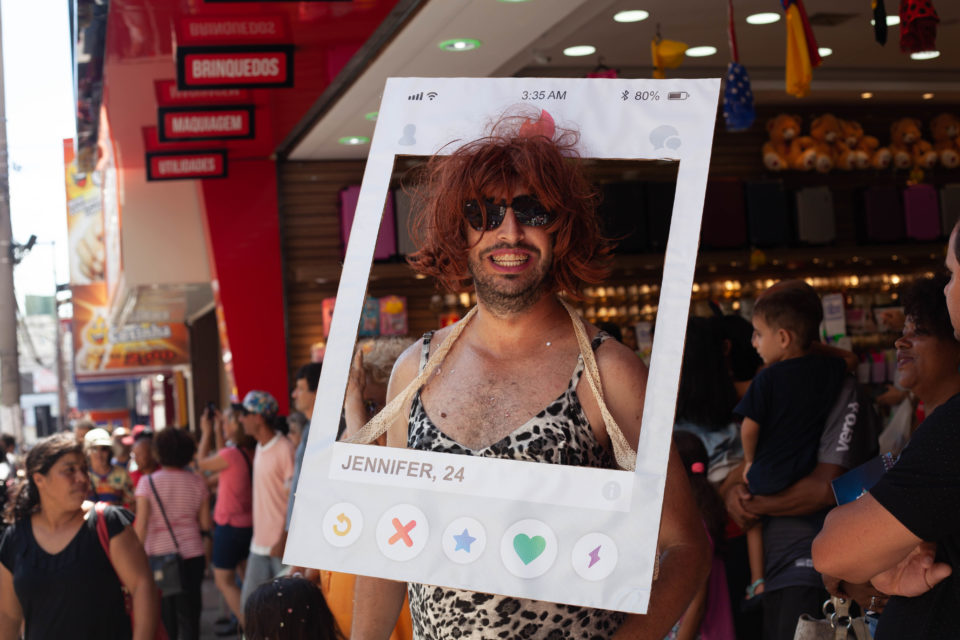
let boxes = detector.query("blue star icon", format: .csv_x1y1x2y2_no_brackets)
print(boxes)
453,528,477,552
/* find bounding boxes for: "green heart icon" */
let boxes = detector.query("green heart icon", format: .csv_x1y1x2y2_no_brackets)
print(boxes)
513,534,546,565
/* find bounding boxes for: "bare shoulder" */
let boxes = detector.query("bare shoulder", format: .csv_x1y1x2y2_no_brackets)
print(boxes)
389,326,457,392
593,329,649,394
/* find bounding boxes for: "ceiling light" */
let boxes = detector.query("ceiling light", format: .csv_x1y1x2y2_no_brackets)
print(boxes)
861,92,873,99
614,10,650,23
870,15,900,26
563,45,596,57
910,50,940,60
364,112,378,121
923,92,935,100
685,46,717,58
818,47,833,57
746,12,780,25
438,38,481,52
338,136,369,145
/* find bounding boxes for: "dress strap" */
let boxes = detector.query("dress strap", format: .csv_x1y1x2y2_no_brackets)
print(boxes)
418,331,437,374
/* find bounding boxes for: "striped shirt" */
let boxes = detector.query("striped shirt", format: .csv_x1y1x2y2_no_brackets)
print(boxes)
135,468,208,558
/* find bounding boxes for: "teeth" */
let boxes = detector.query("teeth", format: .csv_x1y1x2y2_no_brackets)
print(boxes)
492,254,528,266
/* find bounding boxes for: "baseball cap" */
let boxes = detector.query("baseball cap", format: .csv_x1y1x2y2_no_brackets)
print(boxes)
84,428,114,449
242,390,279,420
122,424,154,446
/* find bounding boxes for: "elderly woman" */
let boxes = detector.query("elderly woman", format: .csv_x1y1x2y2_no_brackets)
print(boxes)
135,427,212,640
813,240,960,637
0,432,158,639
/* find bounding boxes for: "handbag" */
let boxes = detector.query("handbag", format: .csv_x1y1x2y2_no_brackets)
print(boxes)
147,475,185,597
794,597,873,640
94,502,169,640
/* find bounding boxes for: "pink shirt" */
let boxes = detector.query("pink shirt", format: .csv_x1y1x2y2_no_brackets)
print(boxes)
251,434,295,552
213,446,253,528
136,468,209,559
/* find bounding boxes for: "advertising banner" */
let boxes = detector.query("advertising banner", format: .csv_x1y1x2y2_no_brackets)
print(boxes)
72,283,190,379
63,139,105,285
177,15,289,46
155,79,251,107
158,105,255,142
176,45,294,89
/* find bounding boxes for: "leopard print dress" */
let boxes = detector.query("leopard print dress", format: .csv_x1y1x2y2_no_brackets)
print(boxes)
406,331,626,639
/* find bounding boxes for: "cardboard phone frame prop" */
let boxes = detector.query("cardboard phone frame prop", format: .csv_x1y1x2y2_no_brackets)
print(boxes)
285,77,720,614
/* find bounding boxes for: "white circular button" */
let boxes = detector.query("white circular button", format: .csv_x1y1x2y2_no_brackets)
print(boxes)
322,502,363,548
442,517,486,564
376,504,429,561
571,533,618,581
500,519,557,579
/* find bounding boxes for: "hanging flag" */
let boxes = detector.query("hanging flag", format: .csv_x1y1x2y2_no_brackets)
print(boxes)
782,0,821,97
723,0,755,131
873,0,888,45
899,0,939,54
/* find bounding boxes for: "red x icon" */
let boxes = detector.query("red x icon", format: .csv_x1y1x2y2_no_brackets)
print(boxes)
388,518,417,547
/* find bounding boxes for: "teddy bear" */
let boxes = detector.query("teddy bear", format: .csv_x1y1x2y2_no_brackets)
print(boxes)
840,119,892,170
808,114,842,173
930,113,960,169
788,136,818,171
762,114,801,171
889,118,937,170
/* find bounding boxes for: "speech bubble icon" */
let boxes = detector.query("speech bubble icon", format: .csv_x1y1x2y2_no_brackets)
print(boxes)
650,125,681,150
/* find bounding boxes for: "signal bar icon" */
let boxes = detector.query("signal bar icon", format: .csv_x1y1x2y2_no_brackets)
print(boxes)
408,91,439,101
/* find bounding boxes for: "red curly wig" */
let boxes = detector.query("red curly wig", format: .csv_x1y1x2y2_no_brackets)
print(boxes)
406,111,612,300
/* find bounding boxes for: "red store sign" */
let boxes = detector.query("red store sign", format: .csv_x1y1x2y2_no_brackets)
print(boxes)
155,79,251,107
177,15,289,46
177,45,294,89
146,150,227,181
158,106,255,142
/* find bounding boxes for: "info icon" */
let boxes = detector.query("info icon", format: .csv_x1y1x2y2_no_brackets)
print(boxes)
442,517,486,564
376,504,429,562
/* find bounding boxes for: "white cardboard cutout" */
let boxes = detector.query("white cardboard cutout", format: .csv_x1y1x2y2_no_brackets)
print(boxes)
286,77,720,614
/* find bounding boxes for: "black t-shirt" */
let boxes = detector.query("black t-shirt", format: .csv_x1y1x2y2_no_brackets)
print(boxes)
735,353,846,495
0,504,134,640
871,392,960,639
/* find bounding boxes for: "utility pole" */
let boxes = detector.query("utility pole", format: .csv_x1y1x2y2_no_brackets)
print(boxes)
0,4,22,443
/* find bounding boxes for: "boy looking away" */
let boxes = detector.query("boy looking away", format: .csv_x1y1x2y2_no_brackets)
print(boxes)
736,280,846,601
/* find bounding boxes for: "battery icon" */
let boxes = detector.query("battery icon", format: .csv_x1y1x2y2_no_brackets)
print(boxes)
668,91,689,100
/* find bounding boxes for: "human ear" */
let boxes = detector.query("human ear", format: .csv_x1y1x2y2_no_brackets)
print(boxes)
777,328,793,348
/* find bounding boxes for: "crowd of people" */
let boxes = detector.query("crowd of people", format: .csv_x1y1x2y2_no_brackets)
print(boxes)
0,114,957,640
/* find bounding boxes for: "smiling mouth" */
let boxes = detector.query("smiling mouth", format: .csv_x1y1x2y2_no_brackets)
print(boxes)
490,253,529,267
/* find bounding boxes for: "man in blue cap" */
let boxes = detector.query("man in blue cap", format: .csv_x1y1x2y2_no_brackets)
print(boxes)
238,390,295,620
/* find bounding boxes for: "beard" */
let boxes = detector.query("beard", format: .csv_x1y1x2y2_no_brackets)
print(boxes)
467,243,552,316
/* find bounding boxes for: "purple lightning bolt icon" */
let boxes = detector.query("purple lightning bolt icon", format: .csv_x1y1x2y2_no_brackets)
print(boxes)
587,545,601,568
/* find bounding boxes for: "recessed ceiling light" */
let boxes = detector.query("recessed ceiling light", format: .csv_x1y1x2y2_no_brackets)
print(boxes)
438,38,481,52
818,47,833,57
923,92,935,100
870,15,900,26
338,136,370,145
685,46,717,58
746,12,780,25
910,50,940,60
614,10,650,23
563,45,596,57
861,92,874,99
364,112,378,121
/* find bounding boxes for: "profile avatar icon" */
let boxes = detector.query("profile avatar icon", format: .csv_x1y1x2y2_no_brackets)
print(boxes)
649,125,681,150
399,124,417,146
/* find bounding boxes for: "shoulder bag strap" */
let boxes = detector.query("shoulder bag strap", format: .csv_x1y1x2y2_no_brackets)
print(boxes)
559,299,637,471
237,447,252,478
94,502,112,559
345,306,478,446
148,475,181,553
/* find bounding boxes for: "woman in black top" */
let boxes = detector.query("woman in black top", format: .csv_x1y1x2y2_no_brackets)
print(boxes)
0,432,159,639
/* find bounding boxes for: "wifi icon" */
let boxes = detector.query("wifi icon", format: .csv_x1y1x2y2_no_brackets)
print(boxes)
426,91,438,101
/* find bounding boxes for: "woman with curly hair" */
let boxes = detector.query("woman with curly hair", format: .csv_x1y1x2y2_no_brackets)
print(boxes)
0,432,158,639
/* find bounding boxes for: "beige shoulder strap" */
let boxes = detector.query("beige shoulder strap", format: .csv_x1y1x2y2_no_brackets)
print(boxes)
345,301,637,471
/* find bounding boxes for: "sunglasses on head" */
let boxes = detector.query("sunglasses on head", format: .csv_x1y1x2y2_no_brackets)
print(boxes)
462,195,556,231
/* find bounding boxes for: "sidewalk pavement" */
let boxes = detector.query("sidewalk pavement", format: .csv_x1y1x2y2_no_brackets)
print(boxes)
200,572,238,640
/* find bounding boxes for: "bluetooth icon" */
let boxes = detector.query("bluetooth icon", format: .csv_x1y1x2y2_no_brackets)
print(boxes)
620,90,629,101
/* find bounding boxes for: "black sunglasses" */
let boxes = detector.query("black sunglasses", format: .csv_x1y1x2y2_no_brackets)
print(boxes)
463,195,556,231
